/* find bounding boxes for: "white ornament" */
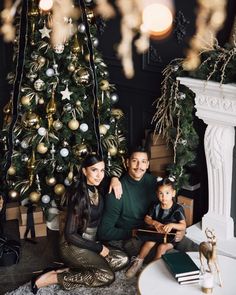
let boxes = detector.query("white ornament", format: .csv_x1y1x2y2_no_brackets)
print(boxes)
64,178,71,186
21,140,29,149
60,148,69,157
111,93,119,103
41,194,51,204
39,24,51,39
46,68,54,77
53,44,65,54
78,23,86,33
80,123,89,132
38,127,47,136
61,85,73,100
34,79,45,91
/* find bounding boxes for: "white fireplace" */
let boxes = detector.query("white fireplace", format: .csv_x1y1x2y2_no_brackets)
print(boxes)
178,77,236,258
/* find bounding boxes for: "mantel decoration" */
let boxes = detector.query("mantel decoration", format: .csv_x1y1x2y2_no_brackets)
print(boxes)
152,32,236,190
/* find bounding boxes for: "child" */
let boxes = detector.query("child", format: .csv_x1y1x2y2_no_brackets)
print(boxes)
125,176,186,279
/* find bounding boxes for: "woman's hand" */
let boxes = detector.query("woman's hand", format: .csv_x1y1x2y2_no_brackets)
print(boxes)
100,245,110,257
109,177,123,199
152,221,165,233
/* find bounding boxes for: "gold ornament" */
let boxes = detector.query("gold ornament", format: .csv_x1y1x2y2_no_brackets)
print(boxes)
99,124,108,135
108,146,118,156
46,176,57,186
3,100,12,125
118,149,126,155
67,63,76,72
36,142,48,154
73,68,92,86
111,108,124,120
28,0,39,17
71,34,81,54
73,144,89,158
8,190,19,200
54,184,66,195
68,119,79,130
22,110,40,129
46,90,57,129
53,119,63,131
21,95,31,106
29,191,41,203
86,9,95,24
100,79,110,91
27,150,36,185
37,56,46,67
7,166,16,175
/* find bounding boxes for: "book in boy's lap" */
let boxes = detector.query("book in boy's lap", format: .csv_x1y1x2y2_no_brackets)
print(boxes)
162,252,200,278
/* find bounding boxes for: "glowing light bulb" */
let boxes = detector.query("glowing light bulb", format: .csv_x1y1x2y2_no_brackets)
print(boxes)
39,0,53,11
142,3,173,38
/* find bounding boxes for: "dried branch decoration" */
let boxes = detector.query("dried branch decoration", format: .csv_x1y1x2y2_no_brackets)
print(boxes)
183,0,227,71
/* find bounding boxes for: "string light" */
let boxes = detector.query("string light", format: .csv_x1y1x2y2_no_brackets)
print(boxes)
141,2,173,39
39,0,53,11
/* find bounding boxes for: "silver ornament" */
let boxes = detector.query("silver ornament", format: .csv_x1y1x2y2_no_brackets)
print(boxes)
79,123,89,132
78,23,86,33
46,68,55,77
92,38,99,47
60,148,69,157
38,127,47,136
63,103,72,112
21,140,29,149
64,178,71,186
21,154,29,162
56,165,63,172
110,93,119,103
41,194,51,204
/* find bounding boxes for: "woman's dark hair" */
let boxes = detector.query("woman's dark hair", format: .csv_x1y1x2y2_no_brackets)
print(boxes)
70,154,104,231
156,177,176,190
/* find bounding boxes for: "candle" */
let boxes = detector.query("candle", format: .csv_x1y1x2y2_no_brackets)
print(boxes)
201,272,214,294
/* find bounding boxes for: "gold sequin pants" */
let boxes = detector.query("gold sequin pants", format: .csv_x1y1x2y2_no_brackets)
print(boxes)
57,240,129,290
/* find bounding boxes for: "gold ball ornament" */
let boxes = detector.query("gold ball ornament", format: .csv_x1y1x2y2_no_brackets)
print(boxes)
111,108,124,120
67,63,76,72
45,176,57,186
37,56,46,67
7,166,16,175
22,111,40,129
73,68,92,86
53,119,63,131
54,184,66,195
118,149,126,155
29,191,41,203
68,119,79,130
99,124,108,136
108,146,118,156
8,190,19,200
100,79,110,91
36,142,48,154
21,95,31,106
73,144,89,158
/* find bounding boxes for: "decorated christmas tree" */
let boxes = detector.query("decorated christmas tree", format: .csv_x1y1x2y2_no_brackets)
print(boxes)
0,0,127,213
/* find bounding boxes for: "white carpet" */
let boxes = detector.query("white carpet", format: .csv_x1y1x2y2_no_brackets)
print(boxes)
5,270,138,295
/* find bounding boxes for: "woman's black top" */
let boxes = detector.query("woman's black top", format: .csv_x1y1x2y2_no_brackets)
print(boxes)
64,190,104,254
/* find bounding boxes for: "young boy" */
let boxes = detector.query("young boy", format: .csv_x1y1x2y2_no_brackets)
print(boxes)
125,177,186,278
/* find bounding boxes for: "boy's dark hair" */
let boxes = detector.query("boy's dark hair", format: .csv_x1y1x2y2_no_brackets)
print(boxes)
127,145,150,160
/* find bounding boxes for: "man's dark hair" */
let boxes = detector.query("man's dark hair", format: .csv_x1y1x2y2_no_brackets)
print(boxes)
127,145,150,160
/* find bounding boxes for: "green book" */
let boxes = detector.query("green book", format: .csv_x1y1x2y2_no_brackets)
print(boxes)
162,252,200,278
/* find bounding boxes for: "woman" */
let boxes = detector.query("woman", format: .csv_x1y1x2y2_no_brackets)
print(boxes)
31,154,129,293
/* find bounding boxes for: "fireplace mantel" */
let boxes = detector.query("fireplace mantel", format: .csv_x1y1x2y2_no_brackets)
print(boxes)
178,77,236,258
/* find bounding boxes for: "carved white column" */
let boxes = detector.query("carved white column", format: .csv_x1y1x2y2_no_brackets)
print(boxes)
178,77,235,240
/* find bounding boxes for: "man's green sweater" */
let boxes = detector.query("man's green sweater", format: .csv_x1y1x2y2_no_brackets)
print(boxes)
98,173,157,241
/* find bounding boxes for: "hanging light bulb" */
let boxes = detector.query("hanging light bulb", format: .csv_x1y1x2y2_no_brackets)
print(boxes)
39,0,54,11
141,0,174,39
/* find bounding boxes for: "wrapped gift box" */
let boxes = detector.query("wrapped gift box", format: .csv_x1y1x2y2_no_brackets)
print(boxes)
6,202,20,221
20,205,44,225
19,222,47,239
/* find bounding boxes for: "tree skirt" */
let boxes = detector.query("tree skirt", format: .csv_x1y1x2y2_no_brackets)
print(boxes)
5,270,137,295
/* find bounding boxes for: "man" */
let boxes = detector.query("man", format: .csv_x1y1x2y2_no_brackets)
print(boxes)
98,146,198,257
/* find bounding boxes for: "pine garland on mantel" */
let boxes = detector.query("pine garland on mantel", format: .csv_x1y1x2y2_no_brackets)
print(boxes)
152,40,236,190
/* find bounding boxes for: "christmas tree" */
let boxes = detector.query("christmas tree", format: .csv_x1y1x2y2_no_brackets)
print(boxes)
0,0,127,212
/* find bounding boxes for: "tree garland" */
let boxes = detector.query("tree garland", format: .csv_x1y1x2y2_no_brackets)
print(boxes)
152,38,236,190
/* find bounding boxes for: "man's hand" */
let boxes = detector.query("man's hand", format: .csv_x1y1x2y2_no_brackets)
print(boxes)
163,223,174,233
175,230,185,242
109,177,123,199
